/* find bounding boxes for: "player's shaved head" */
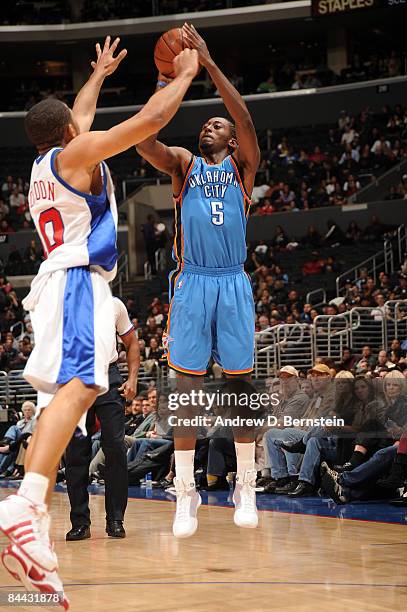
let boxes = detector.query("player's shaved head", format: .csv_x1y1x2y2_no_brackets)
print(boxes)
25,99,72,150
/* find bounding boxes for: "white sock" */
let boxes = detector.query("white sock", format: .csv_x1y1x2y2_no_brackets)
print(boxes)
174,450,195,485
18,472,49,505
235,442,255,478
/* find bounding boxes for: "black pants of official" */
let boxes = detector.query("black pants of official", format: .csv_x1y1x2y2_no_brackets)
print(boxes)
65,384,128,528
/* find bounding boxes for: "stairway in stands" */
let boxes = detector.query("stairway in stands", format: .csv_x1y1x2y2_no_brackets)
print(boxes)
118,240,385,316
276,241,384,300
119,275,170,315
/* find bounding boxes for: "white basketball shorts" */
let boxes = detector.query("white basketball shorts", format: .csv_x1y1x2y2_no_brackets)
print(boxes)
24,266,115,396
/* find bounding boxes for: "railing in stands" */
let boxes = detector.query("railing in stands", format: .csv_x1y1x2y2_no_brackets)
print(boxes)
1,301,405,401
352,157,407,204
384,300,407,345
336,239,393,296
111,252,129,297
397,224,407,264
5,370,37,406
313,313,351,362
275,323,314,371
254,328,276,378
0,371,9,404
253,299,407,376
255,323,313,377
0,363,169,407
144,248,167,280
349,307,387,355
306,288,326,307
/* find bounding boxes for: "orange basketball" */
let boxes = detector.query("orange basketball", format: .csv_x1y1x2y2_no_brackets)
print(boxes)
154,28,187,79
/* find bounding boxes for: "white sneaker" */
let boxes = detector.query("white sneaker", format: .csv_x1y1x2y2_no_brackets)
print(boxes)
233,469,258,528
0,494,57,571
2,544,69,610
172,478,201,539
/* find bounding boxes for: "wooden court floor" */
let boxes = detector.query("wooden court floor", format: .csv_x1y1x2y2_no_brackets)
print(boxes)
0,489,407,612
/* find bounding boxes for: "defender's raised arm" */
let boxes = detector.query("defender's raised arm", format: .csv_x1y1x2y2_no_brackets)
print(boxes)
72,36,127,133
60,48,199,171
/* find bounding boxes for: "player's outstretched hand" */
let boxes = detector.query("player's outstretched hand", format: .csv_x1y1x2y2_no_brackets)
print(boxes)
182,23,211,68
173,48,199,79
91,35,127,78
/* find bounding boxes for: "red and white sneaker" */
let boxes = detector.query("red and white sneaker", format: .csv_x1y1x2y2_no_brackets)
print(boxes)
0,494,57,571
2,544,69,610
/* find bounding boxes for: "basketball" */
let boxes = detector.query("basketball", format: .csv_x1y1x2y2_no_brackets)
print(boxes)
154,28,187,79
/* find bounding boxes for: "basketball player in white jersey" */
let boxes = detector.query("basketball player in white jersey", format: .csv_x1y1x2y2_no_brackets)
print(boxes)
0,37,199,607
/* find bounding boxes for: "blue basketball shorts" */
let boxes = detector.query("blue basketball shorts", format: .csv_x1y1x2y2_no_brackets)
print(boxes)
24,267,115,396
166,263,255,375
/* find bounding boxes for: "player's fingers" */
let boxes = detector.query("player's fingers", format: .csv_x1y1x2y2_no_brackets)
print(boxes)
115,49,127,63
183,27,198,44
182,29,193,43
186,23,197,36
110,37,120,53
183,24,194,37
110,50,127,69
91,61,96,69
103,35,111,51
95,43,102,59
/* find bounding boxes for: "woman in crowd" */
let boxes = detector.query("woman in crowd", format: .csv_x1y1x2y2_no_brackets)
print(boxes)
338,371,406,471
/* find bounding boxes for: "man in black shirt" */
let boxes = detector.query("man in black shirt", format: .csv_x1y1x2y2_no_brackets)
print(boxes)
65,298,139,541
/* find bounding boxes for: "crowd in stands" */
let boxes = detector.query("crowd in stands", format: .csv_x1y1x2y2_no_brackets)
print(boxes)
2,347,407,508
2,104,405,238
387,174,407,200
0,176,33,233
252,105,407,213
5,48,406,113
256,365,407,505
247,226,407,329
1,230,407,508
256,49,407,95
0,213,405,375
0,0,266,24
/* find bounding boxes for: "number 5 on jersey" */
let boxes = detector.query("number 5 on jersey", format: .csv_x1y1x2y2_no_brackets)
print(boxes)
211,201,224,226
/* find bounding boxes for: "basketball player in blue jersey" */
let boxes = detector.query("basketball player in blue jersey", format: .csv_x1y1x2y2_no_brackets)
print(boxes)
136,23,260,539
0,39,199,607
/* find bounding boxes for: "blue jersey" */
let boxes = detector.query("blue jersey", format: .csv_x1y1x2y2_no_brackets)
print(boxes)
173,155,251,269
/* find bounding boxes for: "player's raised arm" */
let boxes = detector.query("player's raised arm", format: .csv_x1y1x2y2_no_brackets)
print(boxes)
60,49,199,170
135,74,192,179
72,36,127,133
183,23,260,194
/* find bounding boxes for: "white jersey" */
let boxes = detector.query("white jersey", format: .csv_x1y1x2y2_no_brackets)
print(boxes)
111,297,134,363
23,147,119,409
23,147,118,311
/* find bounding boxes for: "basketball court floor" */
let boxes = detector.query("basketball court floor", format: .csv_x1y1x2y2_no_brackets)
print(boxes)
0,482,406,611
